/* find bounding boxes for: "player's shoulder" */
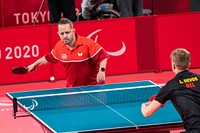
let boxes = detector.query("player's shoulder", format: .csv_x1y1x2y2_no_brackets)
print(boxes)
164,77,178,89
189,71,200,77
77,35,101,48
78,35,95,44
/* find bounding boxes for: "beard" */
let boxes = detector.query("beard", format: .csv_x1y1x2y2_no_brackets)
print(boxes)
63,38,72,44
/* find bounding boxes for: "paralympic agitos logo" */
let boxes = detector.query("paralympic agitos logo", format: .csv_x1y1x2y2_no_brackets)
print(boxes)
86,29,126,56
24,99,38,110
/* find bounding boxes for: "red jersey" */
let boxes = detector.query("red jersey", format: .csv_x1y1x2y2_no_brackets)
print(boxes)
45,35,109,87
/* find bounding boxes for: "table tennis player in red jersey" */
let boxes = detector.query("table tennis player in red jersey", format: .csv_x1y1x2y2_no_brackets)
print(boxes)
27,18,109,87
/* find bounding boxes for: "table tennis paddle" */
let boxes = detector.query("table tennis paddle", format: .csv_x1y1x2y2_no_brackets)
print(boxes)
149,95,167,107
12,66,28,74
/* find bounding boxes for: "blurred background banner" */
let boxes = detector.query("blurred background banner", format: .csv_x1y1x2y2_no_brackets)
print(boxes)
0,26,52,84
0,0,3,27
1,0,200,85
0,0,191,27
155,13,200,71
1,0,49,27
0,0,81,27
1,12,200,85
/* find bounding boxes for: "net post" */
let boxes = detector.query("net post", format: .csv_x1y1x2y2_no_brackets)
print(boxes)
13,98,18,119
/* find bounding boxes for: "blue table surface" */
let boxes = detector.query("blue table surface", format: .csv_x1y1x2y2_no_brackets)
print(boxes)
7,80,182,133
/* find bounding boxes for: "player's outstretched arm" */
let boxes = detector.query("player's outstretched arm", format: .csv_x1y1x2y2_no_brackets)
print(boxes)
141,100,162,117
27,56,49,72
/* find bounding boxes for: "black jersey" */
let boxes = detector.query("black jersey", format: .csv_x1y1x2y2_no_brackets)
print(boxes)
155,70,200,132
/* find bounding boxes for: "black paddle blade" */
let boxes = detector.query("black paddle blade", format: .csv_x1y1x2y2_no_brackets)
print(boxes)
12,66,28,74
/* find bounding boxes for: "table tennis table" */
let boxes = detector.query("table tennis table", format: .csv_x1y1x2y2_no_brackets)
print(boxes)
7,80,183,133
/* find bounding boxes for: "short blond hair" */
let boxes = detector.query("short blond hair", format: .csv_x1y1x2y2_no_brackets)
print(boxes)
170,48,190,70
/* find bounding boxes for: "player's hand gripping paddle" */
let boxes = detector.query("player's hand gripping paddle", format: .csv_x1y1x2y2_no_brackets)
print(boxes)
12,66,28,74
149,95,167,107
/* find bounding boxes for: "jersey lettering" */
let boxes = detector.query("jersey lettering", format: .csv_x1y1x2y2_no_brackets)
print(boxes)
179,77,198,84
185,83,196,88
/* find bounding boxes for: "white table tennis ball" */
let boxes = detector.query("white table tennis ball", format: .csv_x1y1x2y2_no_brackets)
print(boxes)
50,76,55,81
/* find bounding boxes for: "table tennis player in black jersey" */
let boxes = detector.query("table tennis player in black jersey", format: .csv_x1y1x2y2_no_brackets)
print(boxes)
141,48,200,133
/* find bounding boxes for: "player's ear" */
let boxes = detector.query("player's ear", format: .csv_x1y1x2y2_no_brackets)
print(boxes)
172,62,176,71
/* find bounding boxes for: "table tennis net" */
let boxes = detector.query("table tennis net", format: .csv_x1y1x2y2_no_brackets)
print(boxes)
16,85,161,111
